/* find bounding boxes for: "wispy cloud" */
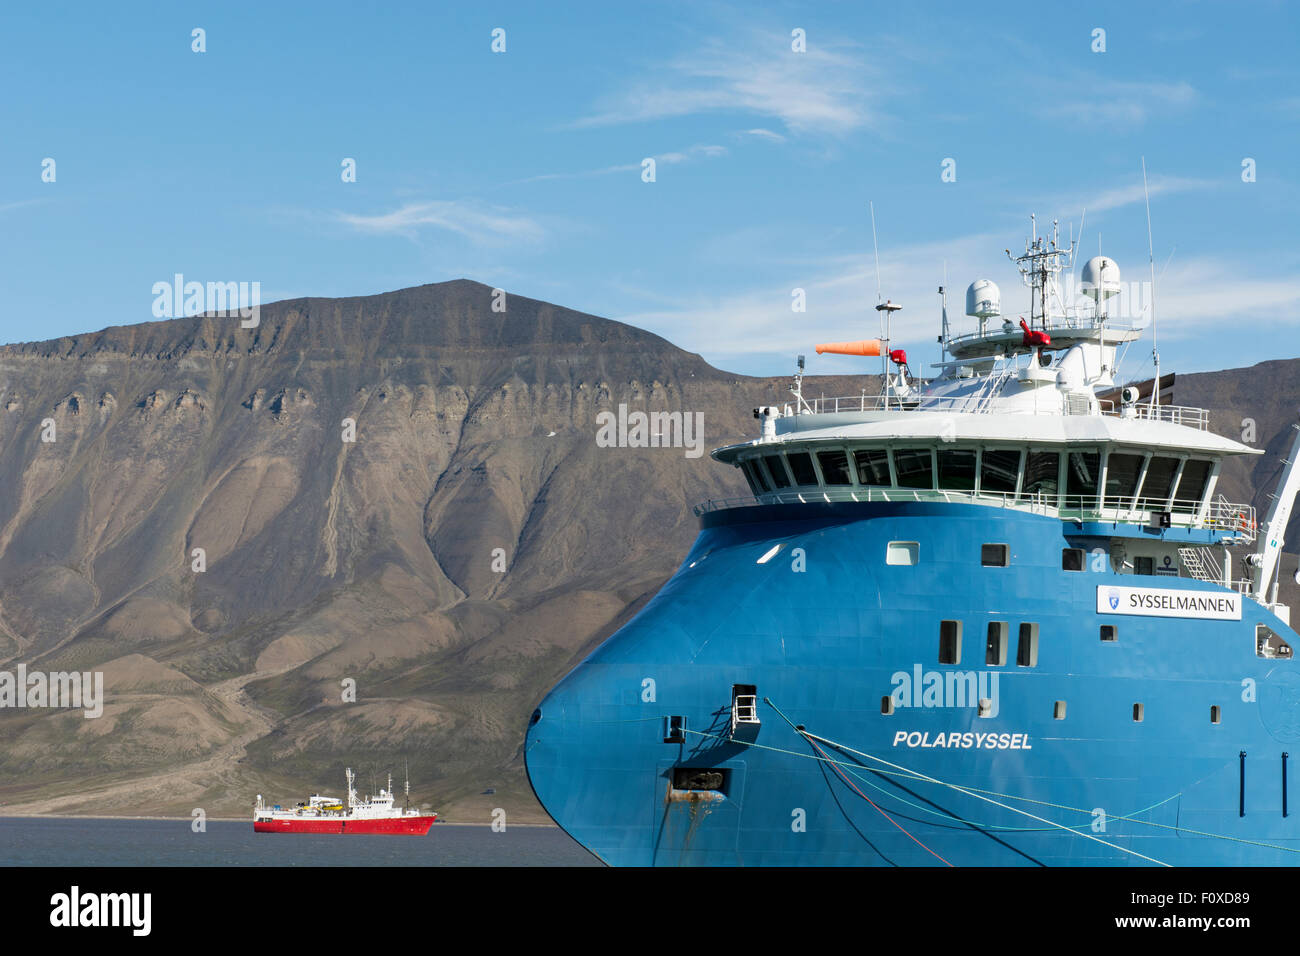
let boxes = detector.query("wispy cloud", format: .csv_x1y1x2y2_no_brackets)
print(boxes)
569,29,882,135
336,200,544,243
1064,175,1218,215
502,144,727,186
0,199,48,215
1041,78,1197,126
743,128,787,143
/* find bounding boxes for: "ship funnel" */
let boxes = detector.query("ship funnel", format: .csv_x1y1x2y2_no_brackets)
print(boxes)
965,279,1001,318
815,339,882,356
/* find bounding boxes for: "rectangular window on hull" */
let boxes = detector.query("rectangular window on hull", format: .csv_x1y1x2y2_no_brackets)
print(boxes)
787,452,817,486
763,455,791,489
1017,623,1039,667
886,541,919,566
986,622,1008,665
1062,548,1085,571
854,449,891,486
1134,556,1154,576
893,448,935,489
817,450,852,485
1100,625,1117,642
981,544,1009,567
939,620,962,664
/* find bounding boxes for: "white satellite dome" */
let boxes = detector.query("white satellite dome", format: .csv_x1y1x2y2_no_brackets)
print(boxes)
1080,256,1121,301
965,279,1001,318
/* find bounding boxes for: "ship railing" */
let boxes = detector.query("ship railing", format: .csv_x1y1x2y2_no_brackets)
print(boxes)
799,393,1018,416
1100,402,1210,430
947,316,1139,349
693,488,1256,540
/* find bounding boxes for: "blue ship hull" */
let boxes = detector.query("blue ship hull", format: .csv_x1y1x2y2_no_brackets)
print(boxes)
525,502,1300,866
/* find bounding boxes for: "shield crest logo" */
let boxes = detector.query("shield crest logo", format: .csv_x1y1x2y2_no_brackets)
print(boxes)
1107,589,1120,610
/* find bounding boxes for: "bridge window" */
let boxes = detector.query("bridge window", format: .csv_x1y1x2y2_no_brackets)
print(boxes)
1103,453,1144,507
1061,548,1085,571
817,449,852,485
985,622,1008,665
1171,459,1213,514
893,448,934,489
787,451,817,486
1017,623,1039,667
886,541,919,566
981,543,1009,567
1134,556,1154,576
938,449,977,491
1066,451,1101,501
749,460,771,493
1138,456,1180,505
739,462,765,495
939,620,962,664
1257,625,1294,659
854,449,891,486
762,455,791,489
1021,451,1060,500
980,448,1021,494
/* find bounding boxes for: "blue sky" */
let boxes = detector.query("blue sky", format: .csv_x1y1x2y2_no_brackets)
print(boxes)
2,1,1296,381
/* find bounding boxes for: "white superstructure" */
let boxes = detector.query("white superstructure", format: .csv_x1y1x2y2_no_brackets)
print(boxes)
709,218,1299,618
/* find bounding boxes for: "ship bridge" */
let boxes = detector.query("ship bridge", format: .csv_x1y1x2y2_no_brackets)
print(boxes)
706,407,1258,544
700,218,1300,620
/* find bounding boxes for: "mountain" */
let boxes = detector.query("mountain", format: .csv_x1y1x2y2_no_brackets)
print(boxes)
0,280,858,821
0,280,1294,821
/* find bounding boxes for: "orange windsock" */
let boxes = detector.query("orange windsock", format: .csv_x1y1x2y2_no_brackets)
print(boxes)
815,338,882,357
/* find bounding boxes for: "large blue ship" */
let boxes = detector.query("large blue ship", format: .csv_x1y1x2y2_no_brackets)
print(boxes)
525,221,1300,866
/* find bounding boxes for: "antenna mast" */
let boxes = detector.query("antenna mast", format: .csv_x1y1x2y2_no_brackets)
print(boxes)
1142,157,1160,409
870,202,887,403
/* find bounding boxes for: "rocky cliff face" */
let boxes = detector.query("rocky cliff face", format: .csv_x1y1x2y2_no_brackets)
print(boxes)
0,280,1294,820
0,280,832,820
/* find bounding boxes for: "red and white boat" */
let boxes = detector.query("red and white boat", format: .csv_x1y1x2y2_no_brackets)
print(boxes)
254,768,437,834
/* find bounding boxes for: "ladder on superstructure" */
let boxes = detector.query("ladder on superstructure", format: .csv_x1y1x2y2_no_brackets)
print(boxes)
971,358,1017,414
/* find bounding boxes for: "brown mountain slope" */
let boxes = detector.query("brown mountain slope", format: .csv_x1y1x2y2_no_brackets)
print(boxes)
0,279,860,820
